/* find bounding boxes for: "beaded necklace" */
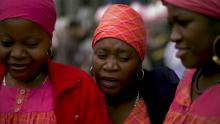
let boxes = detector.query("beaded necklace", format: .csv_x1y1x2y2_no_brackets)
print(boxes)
133,91,140,107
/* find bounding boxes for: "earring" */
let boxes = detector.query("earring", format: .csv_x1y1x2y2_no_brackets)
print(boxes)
136,68,144,80
89,66,94,76
212,35,220,65
47,48,54,58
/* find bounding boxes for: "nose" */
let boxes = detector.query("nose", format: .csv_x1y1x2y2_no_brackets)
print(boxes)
10,46,26,59
103,56,119,72
170,25,182,43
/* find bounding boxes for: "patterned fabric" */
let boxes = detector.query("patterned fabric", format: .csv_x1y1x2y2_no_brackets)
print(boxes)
92,4,147,61
162,0,220,20
124,98,151,124
0,112,56,124
0,0,56,36
0,78,56,124
164,69,220,124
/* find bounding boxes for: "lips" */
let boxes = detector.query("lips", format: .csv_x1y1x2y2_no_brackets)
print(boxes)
9,64,28,71
176,49,188,58
175,45,190,58
100,77,118,89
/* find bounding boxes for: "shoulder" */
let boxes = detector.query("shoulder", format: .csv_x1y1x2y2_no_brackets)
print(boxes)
48,60,91,79
48,60,97,90
147,66,179,85
142,66,179,96
141,67,179,124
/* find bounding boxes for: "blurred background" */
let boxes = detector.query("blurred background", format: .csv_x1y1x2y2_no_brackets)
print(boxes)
53,0,185,78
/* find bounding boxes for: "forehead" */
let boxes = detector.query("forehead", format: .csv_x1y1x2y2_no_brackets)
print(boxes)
0,18,48,37
94,38,135,51
167,5,207,20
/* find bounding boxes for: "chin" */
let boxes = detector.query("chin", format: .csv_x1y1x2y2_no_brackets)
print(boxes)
182,62,197,69
102,89,118,97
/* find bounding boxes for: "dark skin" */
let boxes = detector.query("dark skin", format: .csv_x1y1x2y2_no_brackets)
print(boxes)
167,5,220,101
92,38,141,124
0,19,51,87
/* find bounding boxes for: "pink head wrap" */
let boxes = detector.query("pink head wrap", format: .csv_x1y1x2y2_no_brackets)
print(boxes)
0,0,56,36
162,0,220,20
92,4,147,61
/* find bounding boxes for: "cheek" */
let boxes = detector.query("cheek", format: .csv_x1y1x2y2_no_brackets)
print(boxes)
92,57,103,74
28,48,48,61
119,62,139,81
0,48,10,62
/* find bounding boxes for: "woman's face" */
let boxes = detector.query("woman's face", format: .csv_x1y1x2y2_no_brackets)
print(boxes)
167,5,215,68
92,38,140,96
0,19,51,80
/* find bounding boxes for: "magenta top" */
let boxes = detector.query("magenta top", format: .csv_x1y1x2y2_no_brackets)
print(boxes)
0,77,56,123
164,69,220,124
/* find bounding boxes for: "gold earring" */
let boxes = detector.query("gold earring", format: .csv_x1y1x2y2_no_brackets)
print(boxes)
212,35,220,65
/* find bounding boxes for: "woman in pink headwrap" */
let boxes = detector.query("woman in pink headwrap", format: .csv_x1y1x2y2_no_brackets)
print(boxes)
91,4,179,124
0,0,112,124
161,0,220,123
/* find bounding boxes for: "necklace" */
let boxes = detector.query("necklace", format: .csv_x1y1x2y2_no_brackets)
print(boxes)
133,91,140,107
2,71,48,87
194,68,220,95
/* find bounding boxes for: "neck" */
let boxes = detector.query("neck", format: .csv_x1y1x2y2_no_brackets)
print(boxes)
193,61,220,95
5,70,48,88
200,61,220,76
106,89,139,107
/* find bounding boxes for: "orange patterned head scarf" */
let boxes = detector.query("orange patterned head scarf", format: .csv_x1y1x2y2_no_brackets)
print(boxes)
162,0,220,20
92,4,147,61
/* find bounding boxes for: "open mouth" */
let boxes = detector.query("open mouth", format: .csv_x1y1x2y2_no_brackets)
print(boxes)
100,77,119,89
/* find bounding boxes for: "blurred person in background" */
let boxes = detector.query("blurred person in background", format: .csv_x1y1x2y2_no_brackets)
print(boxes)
91,4,179,124
55,18,86,66
162,0,220,123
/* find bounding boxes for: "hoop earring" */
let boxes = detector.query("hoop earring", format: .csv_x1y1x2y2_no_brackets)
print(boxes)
137,68,144,80
212,35,220,65
89,66,94,76
47,48,53,58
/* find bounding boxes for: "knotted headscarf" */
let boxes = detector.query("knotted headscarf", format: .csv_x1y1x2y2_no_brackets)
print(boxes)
92,4,147,61
0,0,56,36
162,0,220,20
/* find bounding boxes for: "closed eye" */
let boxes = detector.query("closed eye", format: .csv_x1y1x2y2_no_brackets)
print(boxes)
118,56,129,62
26,43,39,48
178,20,190,27
0,39,14,47
97,54,108,59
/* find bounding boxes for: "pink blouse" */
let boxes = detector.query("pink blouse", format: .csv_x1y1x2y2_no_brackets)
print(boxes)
0,77,56,124
164,69,220,124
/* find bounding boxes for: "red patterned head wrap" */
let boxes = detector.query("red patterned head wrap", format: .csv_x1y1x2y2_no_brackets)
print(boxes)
0,0,56,36
162,0,220,20
92,4,147,61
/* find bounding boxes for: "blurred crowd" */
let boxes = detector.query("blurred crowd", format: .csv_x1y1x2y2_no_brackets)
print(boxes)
52,0,185,78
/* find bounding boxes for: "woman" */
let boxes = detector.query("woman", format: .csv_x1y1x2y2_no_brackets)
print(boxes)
91,4,179,124
162,0,220,123
0,0,111,123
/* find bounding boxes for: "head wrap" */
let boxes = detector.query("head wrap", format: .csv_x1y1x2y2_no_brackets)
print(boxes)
0,0,56,36
162,0,220,20
92,4,147,61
